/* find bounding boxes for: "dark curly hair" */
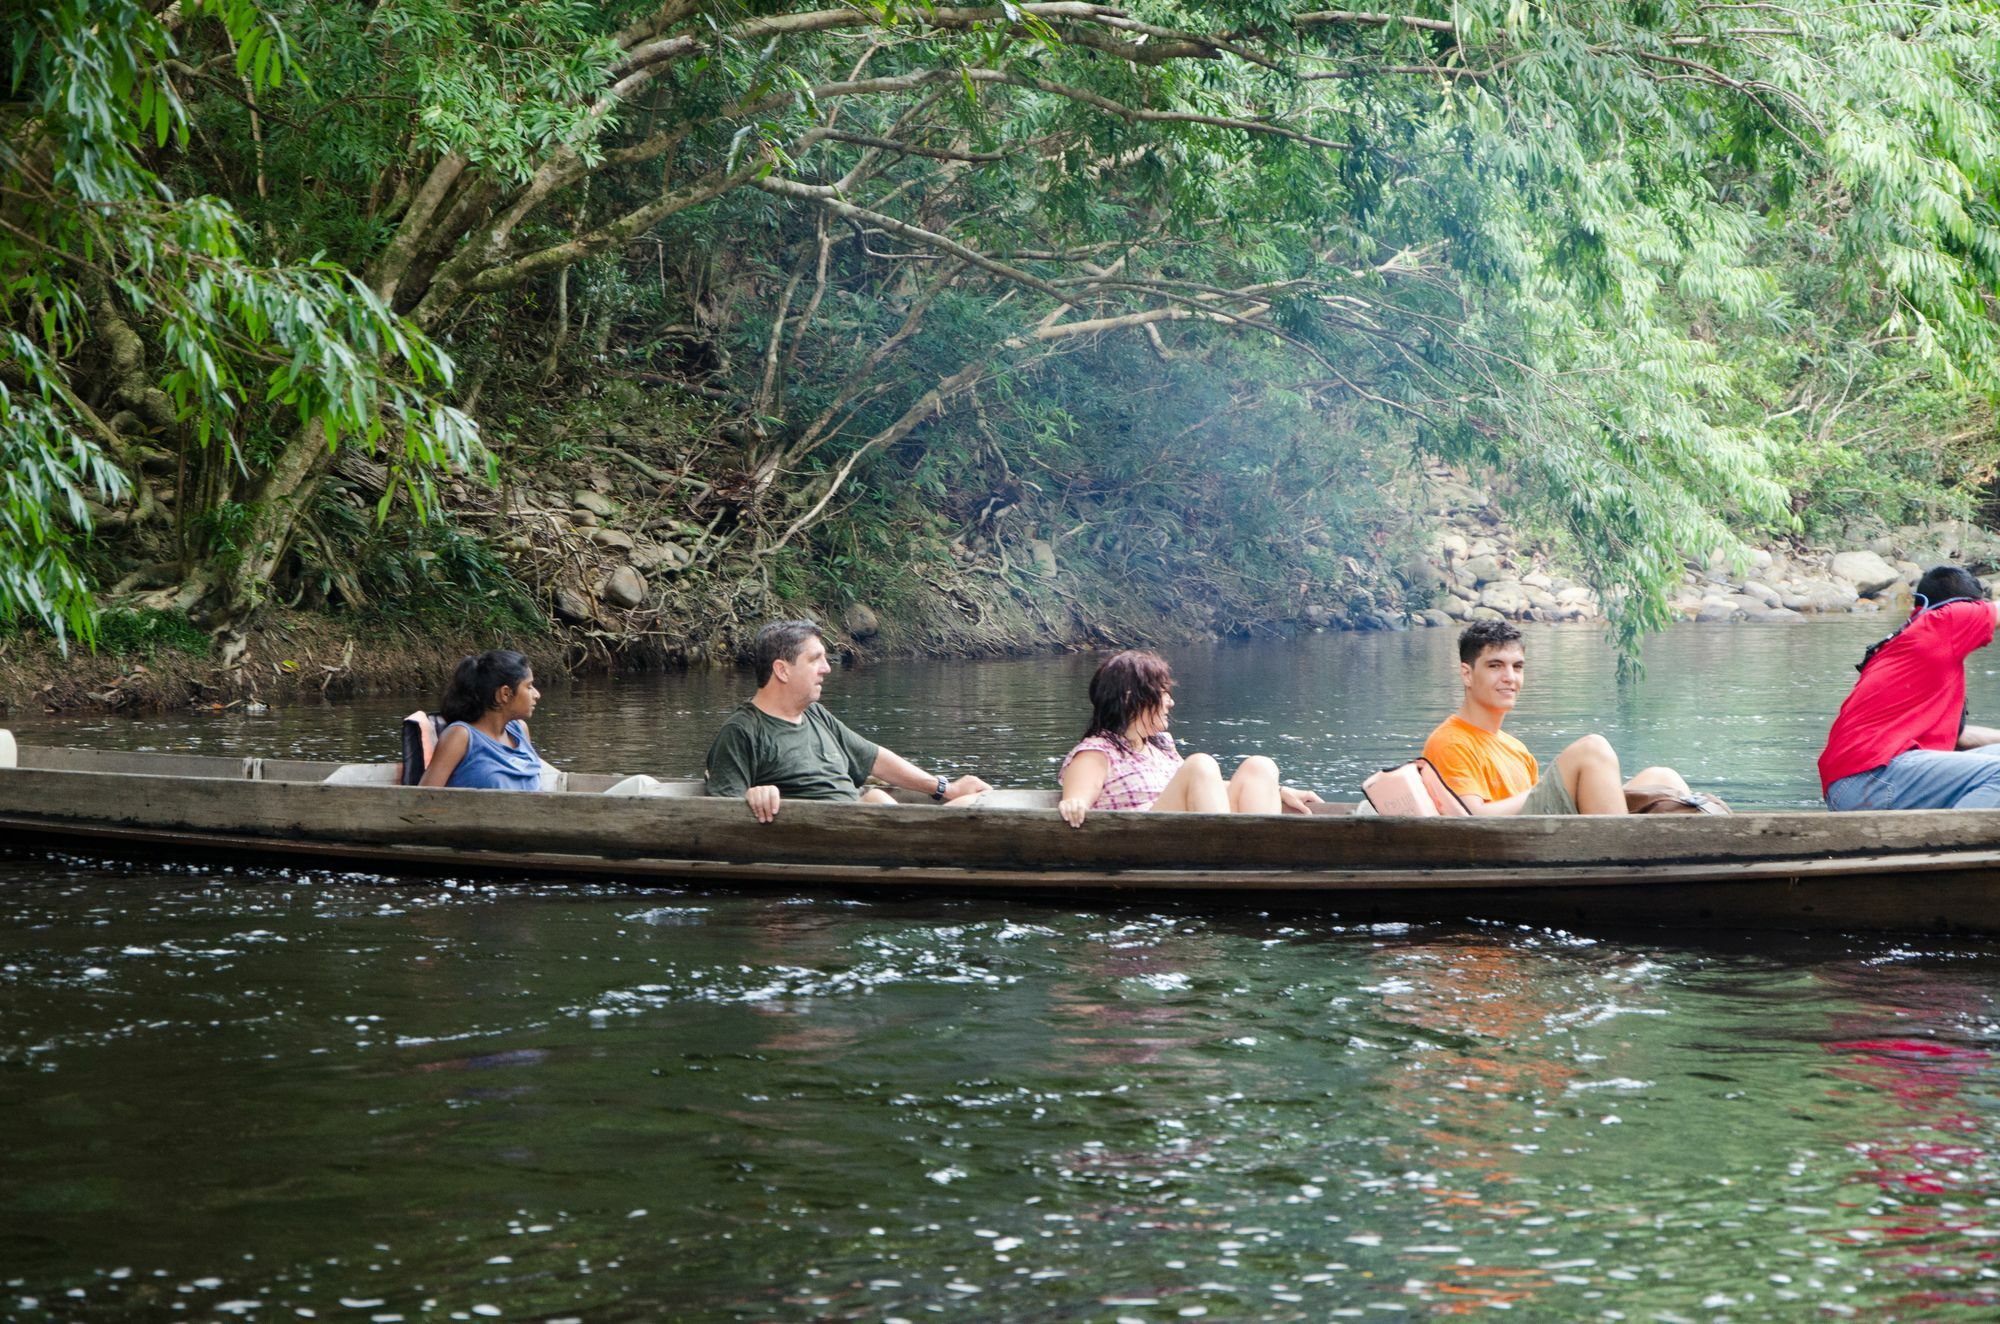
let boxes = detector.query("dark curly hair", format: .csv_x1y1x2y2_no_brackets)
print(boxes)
1082,649,1175,751
439,650,533,724
1458,618,1523,664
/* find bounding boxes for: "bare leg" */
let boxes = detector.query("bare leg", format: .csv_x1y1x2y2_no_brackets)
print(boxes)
1226,755,1282,814
1554,734,1628,815
1625,765,1690,796
861,787,897,804
1148,753,1230,813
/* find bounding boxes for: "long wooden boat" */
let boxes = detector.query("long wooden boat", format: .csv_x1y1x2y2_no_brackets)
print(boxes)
4,738,2000,933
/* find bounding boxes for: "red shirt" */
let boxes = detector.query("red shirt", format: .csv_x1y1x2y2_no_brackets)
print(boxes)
1818,599,1997,793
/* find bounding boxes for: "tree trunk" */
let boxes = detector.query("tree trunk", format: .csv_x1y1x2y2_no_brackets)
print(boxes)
186,199,459,669
199,416,331,671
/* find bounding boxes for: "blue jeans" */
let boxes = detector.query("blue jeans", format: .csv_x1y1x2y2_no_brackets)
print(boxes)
1826,746,2000,811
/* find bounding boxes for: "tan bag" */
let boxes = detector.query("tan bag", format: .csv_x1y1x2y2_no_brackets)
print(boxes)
1362,758,1472,816
1624,785,1731,815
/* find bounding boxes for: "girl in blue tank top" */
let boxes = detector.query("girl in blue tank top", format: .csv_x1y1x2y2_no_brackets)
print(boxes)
419,650,549,791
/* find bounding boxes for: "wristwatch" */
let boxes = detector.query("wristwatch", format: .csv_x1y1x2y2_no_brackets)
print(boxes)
932,775,950,803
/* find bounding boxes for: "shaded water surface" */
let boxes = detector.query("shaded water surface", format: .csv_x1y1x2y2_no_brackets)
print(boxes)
9,620,2000,1319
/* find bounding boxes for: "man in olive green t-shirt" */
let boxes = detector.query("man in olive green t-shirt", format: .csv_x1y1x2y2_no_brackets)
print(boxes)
705,620,991,822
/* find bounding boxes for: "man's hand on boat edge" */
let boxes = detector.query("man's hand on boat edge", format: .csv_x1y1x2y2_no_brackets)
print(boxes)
743,772,993,822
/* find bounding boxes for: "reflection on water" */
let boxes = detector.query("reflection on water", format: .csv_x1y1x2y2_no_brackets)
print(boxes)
10,620,2000,1318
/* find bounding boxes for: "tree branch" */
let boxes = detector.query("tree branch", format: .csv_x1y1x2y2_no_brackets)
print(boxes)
753,174,1077,305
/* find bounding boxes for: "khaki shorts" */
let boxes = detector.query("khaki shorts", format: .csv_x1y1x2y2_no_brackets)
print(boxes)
1519,773,1578,815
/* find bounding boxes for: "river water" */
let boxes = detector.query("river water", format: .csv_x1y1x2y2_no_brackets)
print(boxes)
8,618,2000,1319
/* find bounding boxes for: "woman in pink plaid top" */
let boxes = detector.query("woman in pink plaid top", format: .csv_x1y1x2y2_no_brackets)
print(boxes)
1057,650,1321,827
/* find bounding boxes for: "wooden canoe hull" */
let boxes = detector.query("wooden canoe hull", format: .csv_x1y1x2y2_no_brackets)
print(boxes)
5,746,2000,932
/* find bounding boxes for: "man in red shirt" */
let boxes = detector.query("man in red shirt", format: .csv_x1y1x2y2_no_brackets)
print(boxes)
1821,565,2000,810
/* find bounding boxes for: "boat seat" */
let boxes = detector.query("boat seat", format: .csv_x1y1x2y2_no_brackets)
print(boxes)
323,763,402,786
401,711,445,785
600,775,704,798
0,729,14,770
977,789,1061,810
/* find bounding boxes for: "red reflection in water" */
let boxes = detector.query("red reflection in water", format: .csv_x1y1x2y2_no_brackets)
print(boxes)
1818,1033,2000,1309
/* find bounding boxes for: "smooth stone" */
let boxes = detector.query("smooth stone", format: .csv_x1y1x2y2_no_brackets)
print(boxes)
1830,549,1901,596
601,566,648,609
1420,609,1456,628
1462,554,1505,585
588,529,635,551
1479,581,1529,616
1433,480,1487,509
1402,557,1449,594
844,603,881,640
1466,606,1504,621
1739,580,1782,609
1030,539,1058,576
1781,578,1860,612
630,540,691,572
574,491,620,519
552,586,594,623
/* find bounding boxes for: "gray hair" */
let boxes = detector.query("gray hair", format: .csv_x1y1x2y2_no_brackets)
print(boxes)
754,619,824,686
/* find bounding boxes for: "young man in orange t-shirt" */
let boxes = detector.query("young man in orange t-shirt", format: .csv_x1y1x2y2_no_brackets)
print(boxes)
1421,619,1690,815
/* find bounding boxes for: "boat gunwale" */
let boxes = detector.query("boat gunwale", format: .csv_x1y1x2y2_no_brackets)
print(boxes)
13,744,2000,933
5,752,1997,866
6,809,2000,889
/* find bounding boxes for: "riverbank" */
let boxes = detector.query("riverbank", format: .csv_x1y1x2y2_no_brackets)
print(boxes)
1414,465,2000,628
9,455,1995,715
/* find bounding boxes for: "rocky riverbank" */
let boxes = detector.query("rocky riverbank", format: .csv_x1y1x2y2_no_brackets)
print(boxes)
1399,466,2000,629
9,451,1998,716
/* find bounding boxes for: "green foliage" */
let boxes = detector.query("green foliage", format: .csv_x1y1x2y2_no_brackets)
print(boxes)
92,608,210,659
18,0,2000,664
189,501,260,572
292,486,543,633
382,0,623,181
0,340,131,646
2,0,485,648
